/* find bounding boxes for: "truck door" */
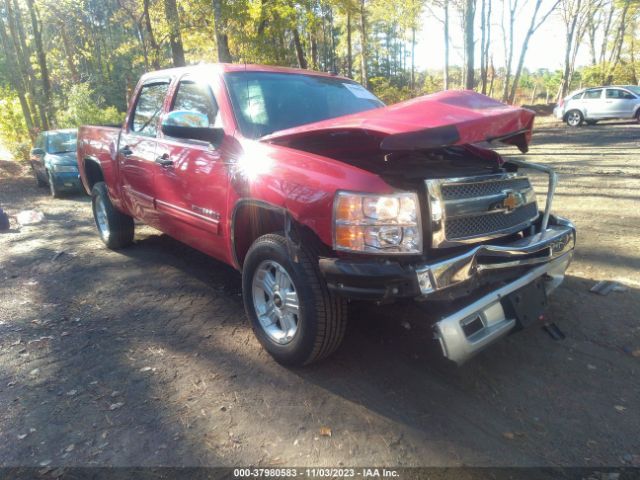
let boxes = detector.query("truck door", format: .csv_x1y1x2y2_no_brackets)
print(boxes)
118,80,170,226
154,76,231,260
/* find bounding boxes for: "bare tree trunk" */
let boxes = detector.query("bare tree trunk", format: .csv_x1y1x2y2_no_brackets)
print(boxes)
0,14,35,135
501,0,516,102
163,0,186,67
292,27,308,69
444,0,450,90
508,0,559,104
5,0,46,129
346,10,353,77
464,0,476,89
143,0,161,68
25,0,53,123
359,0,368,87
212,0,232,62
411,26,416,92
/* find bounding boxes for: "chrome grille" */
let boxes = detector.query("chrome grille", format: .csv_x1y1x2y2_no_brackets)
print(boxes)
445,202,538,239
426,174,539,248
441,177,532,200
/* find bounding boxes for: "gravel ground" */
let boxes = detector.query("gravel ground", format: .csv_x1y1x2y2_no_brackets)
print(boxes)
0,119,639,468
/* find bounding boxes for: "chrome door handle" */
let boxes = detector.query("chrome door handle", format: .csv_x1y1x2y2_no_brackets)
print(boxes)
155,154,174,167
119,146,133,157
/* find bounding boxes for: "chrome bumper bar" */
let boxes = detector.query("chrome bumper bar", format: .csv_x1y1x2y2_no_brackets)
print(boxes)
415,217,575,295
433,250,572,365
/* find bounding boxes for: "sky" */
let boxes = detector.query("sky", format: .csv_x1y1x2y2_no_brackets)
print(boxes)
413,0,592,72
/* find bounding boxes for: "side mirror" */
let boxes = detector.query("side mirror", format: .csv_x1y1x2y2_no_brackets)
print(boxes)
31,148,45,157
161,110,224,145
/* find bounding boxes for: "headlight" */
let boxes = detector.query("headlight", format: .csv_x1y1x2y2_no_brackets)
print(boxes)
333,191,422,254
52,165,78,173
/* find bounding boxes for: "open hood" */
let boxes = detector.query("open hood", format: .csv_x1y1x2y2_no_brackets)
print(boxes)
261,90,535,153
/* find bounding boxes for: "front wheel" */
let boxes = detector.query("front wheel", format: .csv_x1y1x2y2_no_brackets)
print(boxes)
242,233,348,366
91,182,134,249
566,110,583,127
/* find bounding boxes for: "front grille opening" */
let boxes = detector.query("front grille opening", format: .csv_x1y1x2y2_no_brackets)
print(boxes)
445,203,539,239
461,315,485,337
441,177,531,200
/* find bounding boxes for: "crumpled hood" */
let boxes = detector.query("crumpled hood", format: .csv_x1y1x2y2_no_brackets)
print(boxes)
261,90,535,153
46,152,77,166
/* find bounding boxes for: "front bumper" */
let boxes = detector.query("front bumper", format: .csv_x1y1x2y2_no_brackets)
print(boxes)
319,216,575,302
318,216,575,364
52,172,83,191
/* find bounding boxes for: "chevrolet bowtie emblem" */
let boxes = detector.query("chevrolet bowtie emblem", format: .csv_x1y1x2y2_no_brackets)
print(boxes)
500,190,524,213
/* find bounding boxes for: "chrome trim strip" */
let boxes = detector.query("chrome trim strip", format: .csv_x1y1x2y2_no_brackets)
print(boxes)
433,251,573,364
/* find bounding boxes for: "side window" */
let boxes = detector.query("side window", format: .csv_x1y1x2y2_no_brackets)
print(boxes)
606,89,635,99
35,134,45,149
572,92,584,100
584,89,602,100
171,80,221,128
131,82,170,136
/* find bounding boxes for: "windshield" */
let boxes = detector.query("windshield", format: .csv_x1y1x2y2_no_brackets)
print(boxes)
47,131,77,154
225,72,385,139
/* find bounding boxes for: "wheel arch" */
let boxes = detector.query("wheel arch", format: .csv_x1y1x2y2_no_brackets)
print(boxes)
231,199,327,270
82,157,105,194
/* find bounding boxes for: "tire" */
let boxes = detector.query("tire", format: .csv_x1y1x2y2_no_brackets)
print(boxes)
636,110,640,124
242,233,348,366
47,170,61,198
91,182,134,249
35,171,46,187
566,110,583,127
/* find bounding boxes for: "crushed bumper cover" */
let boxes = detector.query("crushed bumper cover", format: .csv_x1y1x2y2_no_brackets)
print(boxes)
319,216,575,364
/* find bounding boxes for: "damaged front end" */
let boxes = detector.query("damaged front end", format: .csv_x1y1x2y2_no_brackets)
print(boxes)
266,90,575,364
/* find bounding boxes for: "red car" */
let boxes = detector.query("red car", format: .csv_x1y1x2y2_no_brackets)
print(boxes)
77,64,575,366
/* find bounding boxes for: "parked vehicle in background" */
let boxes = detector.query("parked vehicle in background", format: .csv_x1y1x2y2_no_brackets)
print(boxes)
554,86,640,126
77,64,575,367
30,129,82,198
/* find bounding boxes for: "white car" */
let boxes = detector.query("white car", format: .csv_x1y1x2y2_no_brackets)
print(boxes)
553,85,640,126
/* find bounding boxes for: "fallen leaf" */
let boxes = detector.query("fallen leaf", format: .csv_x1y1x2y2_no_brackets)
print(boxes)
614,405,626,412
109,402,124,411
18,434,27,440
319,427,332,437
66,389,77,396
503,432,515,440
632,349,640,358
139,367,152,372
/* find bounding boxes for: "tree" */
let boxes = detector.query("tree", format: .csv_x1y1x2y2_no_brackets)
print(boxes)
163,0,185,67
463,0,476,89
212,0,232,62
507,0,560,103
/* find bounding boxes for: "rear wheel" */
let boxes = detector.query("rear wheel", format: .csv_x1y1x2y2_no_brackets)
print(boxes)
242,233,348,366
566,110,583,127
91,182,134,249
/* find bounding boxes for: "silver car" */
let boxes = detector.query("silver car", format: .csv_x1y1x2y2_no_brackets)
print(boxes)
553,85,640,126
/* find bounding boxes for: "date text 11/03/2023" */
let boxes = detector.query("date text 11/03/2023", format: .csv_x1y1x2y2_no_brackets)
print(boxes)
233,468,400,477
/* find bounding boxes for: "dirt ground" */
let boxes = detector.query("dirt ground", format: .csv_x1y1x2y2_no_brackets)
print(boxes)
0,119,639,469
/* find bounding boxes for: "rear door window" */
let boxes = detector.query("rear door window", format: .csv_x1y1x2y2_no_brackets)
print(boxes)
571,92,584,100
131,82,170,137
584,89,603,100
607,89,636,100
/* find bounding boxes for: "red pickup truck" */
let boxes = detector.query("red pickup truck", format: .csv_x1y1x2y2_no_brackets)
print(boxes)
77,64,575,366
